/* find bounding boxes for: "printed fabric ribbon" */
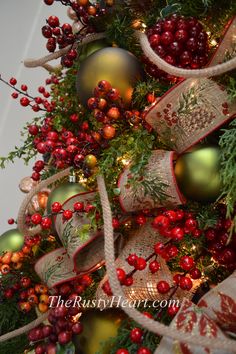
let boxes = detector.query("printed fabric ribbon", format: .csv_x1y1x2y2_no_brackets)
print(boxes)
35,191,122,288
158,271,236,354
145,18,236,154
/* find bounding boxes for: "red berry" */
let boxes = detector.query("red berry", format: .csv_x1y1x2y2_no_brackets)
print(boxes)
167,305,180,316
31,213,42,225
157,280,170,294
12,92,18,99
123,276,133,286
130,327,143,343
20,97,30,106
42,325,52,338
137,347,151,354
135,257,147,270
62,23,72,35
179,276,193,290
171,227,184,241
185,218,197,231
179,256,195,271
47,16,59,28
149,34,161,47
72,322,83,334
4,288,14,299
9,77,17,85
20,276,31,288
58,331,72,345
167,245,178,258
97,80,112,93
74,202,84,212
152,215,170,229
161,31,174,46
51,202,62,213
116,350,129,354
116,268,126,283
164,210,177,222
44,0,54,4
102,280,113,296
63,210,73,220
189,268,201,279
112,218,120,229
126,253,138,266
21,84,28,91
8,218,15,225
175,29,189,43
135,214,147,226
154,242,165,255
173,273,182,285
149,260,160,273
41,217,52,229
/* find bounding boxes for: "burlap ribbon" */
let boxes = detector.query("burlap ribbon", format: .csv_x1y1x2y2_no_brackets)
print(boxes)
119,150,185,212
158,272,236,353
35,191,123,288
96,221,200,305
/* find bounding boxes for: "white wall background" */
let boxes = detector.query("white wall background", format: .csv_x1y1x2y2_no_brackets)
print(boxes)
0,1,68,234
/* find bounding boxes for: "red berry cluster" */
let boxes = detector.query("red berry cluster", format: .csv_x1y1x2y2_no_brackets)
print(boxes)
43,0,114,27
28,118,101,181
30,199,98,229
152,209,200,242
102,267,134,296
87,80,145,139
205,205,236,270
0,76,55,112
28,275,92,353
145,14,209,79
42,15,79,67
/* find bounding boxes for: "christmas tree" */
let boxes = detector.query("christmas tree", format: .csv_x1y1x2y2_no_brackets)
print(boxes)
0,0,236,353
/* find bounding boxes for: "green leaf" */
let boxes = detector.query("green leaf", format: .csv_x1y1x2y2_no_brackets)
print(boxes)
56,342,75,354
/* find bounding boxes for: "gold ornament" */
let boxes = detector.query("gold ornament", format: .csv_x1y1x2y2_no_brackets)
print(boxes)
0,229,24,253
76,47,143,107
46,182,86,213
85,154,97,168
79,39,108,63
19,177,37,193
174,146,222,202
74,309,125,354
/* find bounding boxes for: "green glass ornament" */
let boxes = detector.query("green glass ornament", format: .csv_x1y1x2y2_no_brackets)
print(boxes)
47,182,86,213
76,47,143,107
0,229,24,253
174,146,222,203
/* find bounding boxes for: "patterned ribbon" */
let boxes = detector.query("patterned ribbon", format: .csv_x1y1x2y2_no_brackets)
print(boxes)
158,272,236,353
35,191,122,288
145,18,236,154
119,150,185,213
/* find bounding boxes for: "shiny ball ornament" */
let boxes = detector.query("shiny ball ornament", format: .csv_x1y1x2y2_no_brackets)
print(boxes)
74,309,125,354
76,47,143,107
174,146,222,202
78,39,108,63
46,182,86,213
0,229,24,253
